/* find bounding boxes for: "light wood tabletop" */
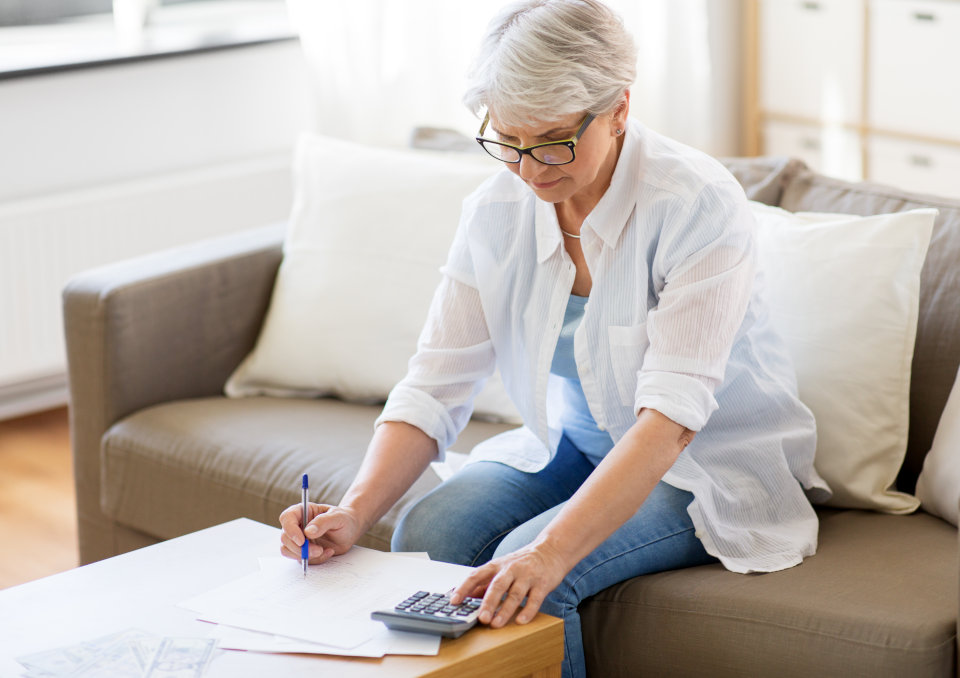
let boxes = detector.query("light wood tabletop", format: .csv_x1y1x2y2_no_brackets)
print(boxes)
0,518,563,677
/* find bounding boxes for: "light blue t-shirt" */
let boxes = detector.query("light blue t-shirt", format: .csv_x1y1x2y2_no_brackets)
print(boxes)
550,294,615,465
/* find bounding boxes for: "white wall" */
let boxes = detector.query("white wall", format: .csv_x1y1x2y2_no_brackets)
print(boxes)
0,39,312,418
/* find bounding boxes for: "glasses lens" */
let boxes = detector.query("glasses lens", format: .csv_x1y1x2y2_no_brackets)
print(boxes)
481,141,521,163
531,143,574,165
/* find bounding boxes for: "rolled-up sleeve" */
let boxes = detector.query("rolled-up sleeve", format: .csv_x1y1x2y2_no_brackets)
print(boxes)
635,182,756,431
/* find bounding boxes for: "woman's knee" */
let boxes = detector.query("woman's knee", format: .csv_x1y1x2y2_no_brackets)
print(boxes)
391,486,491,565
391,493,448,555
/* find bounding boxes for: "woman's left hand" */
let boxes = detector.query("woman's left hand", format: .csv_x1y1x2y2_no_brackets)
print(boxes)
450,540,569,628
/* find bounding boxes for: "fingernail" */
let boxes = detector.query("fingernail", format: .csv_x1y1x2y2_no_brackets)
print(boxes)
304,525,317,536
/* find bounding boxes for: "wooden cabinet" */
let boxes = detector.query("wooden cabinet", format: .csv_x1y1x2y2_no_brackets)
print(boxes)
749,0,960,197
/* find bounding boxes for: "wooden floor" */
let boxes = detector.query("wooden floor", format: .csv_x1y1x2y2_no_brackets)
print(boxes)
0,407,78,589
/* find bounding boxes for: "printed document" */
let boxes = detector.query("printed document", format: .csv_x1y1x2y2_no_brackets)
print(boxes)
179,546,475,651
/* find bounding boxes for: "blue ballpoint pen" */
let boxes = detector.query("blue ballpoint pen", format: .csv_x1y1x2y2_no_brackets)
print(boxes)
301,473,309,577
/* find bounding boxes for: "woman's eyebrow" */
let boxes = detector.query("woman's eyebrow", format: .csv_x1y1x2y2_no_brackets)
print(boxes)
490,124,577,142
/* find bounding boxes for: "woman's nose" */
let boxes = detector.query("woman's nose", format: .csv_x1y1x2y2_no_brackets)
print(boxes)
517,153,544,180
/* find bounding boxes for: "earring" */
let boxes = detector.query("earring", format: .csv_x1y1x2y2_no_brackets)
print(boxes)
616,128,623,136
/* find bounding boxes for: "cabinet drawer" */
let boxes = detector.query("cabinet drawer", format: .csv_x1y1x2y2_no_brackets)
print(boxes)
760,0,863,123
763,120,863,181
867,135,960,199
869,0,960,141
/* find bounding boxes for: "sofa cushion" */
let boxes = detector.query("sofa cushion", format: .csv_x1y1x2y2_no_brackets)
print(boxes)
224,134,520,424
779,172,960,493
581,508,958,677
751,202,934,512
916,362,960,526
719,156,807,206
101,397,515,551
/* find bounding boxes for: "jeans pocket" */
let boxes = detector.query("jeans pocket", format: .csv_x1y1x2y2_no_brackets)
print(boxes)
608,323,650,407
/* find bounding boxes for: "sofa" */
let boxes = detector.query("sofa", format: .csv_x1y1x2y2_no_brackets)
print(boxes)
63,155,959,677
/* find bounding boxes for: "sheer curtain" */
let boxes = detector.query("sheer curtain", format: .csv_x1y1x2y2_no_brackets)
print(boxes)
287,0,743,156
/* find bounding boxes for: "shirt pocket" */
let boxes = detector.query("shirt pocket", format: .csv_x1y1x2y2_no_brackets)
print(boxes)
608,323,650,407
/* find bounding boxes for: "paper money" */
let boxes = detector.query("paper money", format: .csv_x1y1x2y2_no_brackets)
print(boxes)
144,638,216,678
16,631,217,678
17,629,149,677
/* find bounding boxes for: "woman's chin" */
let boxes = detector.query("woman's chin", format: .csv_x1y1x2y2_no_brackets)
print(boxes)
528,177,570,201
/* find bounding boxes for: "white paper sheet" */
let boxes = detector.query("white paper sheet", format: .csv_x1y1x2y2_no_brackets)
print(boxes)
214,624,440,657
179,546,474,651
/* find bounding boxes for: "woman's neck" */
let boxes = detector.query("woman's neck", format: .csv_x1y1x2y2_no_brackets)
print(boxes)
555,131,626,231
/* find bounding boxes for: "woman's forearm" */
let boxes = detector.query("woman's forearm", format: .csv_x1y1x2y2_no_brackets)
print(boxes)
535,408,695,570
338,421,439,534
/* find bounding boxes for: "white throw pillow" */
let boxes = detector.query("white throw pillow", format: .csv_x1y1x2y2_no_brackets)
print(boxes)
915,365,960,525
751,202,936,513
226,134,521,423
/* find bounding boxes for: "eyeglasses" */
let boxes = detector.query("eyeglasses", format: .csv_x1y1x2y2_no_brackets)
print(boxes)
475,112,596,166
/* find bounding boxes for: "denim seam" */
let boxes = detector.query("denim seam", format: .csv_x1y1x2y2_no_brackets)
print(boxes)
563,524,700,608
469,527,521,567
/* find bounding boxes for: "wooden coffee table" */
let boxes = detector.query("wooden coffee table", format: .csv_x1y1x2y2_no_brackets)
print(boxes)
0,519,563,677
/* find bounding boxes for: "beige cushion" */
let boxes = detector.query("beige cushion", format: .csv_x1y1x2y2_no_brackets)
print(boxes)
101,397,514,551
780,171,960,493
916,362,960,525
720,156,807,205
751,202,935,512
581,509,958,677
224,134,520,424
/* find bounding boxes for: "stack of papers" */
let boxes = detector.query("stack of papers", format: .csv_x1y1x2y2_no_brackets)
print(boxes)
178,546,476,658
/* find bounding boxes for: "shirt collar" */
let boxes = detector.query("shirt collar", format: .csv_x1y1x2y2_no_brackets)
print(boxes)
585,118,642,249
534,118,642,264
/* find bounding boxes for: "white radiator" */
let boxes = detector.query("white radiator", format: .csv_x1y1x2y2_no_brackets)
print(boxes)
0,155,292,420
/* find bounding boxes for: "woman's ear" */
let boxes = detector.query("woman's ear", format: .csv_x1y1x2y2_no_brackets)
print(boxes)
615,90,631,128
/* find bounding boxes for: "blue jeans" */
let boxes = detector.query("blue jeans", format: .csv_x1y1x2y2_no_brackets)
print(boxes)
392,435,717,678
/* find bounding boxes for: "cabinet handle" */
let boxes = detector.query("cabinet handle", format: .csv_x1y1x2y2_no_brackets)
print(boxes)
909,155,933,168
913,12,936,22
801,1,821,10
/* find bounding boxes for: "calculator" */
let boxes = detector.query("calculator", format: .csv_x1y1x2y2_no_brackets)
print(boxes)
371,591,484,638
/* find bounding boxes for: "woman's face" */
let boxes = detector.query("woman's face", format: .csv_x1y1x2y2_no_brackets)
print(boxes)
487,105,626,208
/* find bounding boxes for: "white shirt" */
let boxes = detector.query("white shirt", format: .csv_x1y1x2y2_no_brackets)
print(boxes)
378,119,831,574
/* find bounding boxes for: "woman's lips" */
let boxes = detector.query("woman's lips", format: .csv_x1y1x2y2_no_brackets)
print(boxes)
531,177,562,190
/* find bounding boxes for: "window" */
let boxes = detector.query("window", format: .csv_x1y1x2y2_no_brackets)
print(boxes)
0,0,216,27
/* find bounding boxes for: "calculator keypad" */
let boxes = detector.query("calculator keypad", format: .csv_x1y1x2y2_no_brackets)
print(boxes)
395,591,483,619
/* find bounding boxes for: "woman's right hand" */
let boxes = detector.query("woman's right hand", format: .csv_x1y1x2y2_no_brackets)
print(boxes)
279,502,363,565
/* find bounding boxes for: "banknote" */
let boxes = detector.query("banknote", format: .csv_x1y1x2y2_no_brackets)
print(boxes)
130,637,164,672
144,638,216,678
17,629,149,677
70,638,144,678
16,631,216,678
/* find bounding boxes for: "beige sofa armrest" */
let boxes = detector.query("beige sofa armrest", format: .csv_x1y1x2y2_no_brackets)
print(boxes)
63,223,284,563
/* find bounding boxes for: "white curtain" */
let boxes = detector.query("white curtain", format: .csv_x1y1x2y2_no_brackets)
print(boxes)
288,0,743,156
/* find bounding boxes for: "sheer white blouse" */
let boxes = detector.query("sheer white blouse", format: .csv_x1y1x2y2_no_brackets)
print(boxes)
377,118,831,573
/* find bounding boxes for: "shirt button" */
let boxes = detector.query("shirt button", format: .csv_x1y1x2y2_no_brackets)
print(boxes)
597,425,606,432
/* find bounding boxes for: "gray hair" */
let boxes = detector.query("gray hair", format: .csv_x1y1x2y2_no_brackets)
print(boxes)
463,0,637,127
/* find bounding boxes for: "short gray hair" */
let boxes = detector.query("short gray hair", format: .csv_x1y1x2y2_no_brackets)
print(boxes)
463,0,637,126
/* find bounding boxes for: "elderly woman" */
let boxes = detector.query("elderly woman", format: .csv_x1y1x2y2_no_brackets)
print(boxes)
281,1,830,676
